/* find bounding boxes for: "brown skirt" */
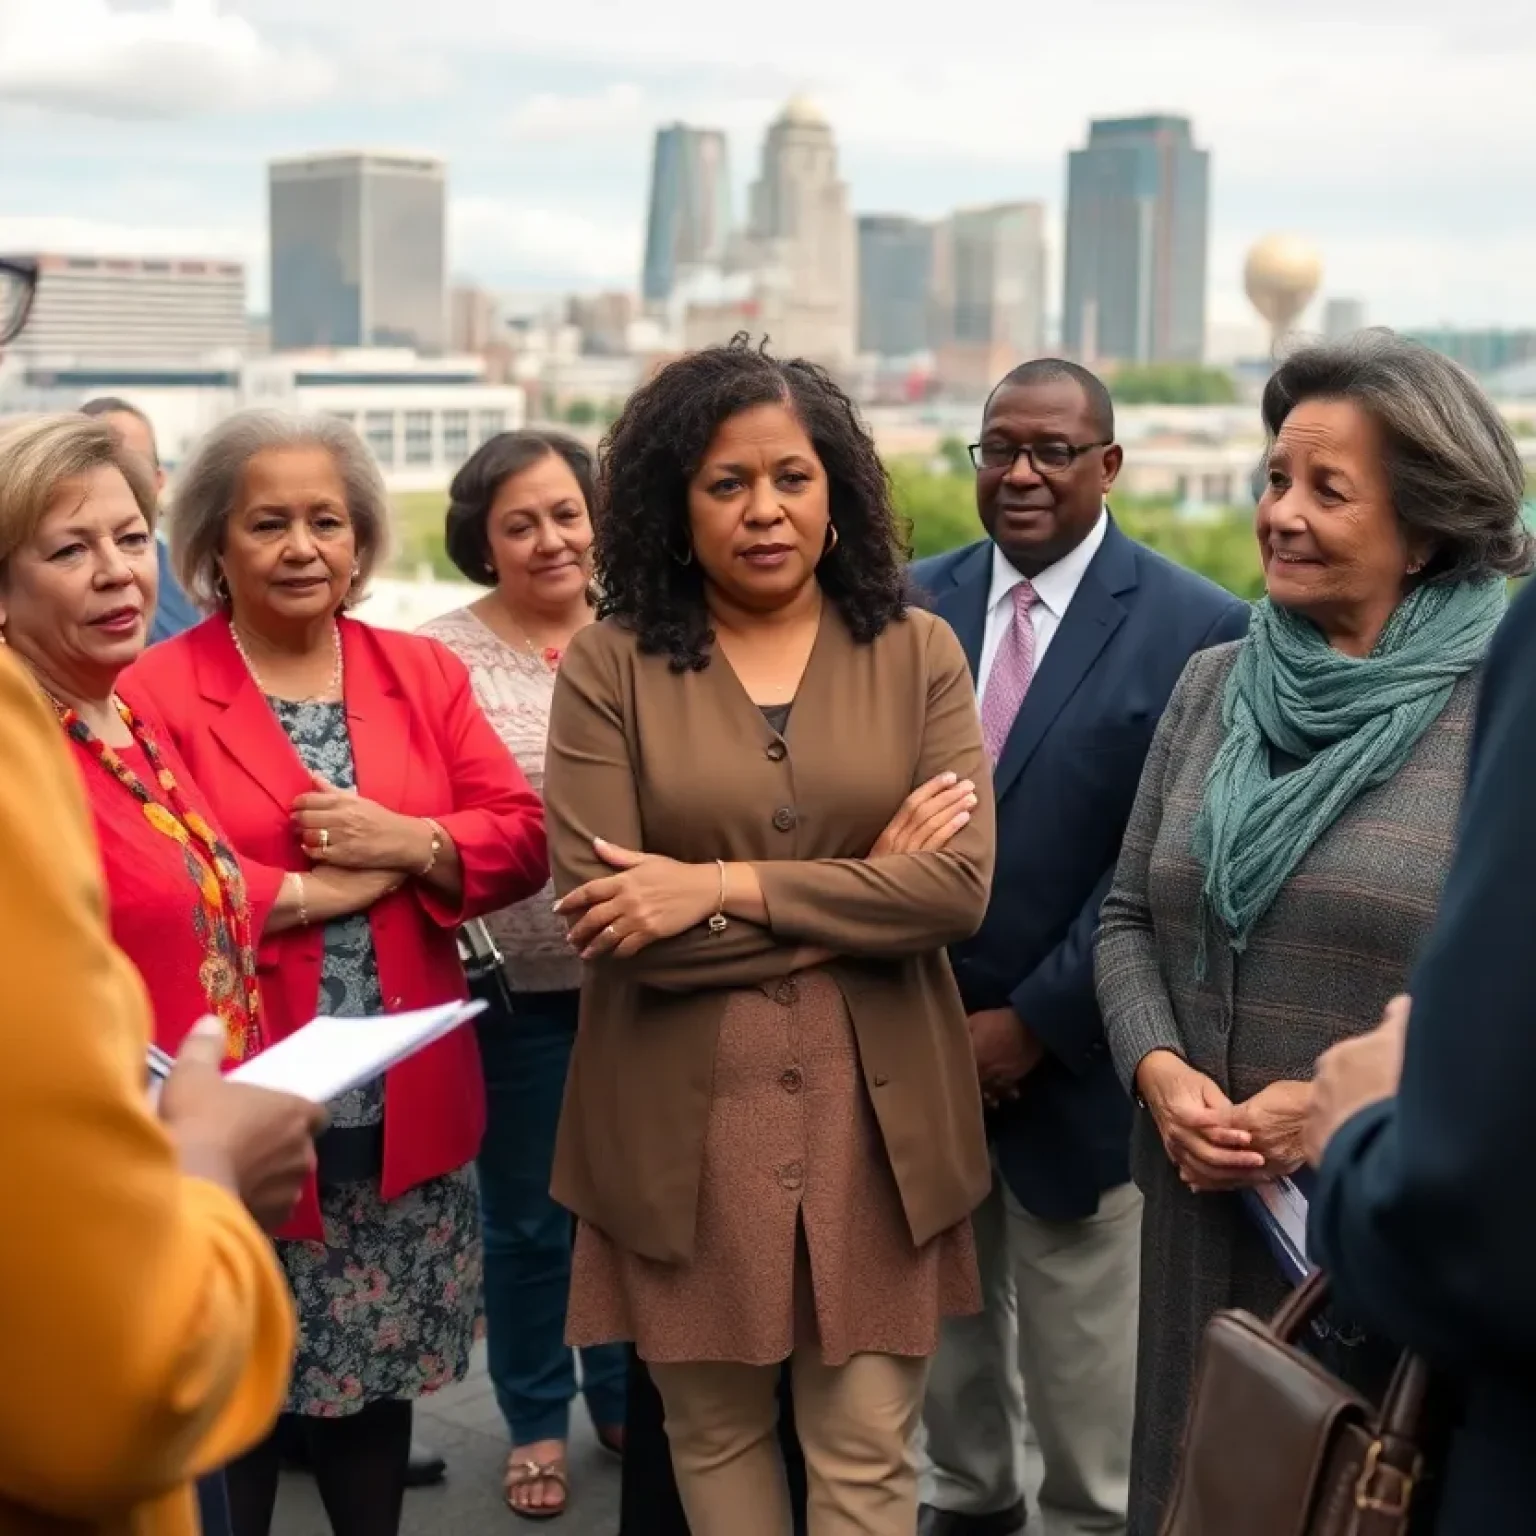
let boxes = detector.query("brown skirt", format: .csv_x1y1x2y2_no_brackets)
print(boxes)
565,970,979,1366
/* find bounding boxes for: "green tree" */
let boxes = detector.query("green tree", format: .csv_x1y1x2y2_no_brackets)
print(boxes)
564,398,598,426
886,458,1265,598
1110,364,1240,406
937,435,973,478
888,461,978,558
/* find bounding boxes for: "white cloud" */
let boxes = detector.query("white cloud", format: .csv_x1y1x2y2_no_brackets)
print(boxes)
502,83,648,142
8,0,1536,324
0,0,332,116
449,197,640,288
0,211,260,265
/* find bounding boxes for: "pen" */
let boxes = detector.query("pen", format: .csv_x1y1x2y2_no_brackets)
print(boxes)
146,1043,175,1083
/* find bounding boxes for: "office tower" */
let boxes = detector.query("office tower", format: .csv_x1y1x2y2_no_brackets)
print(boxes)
1062,115,1210,365
450,284,500,354
1323,298,1367,340
740,97,857,366
932,202,1047,397
269,152,447,353
857,215,934,358
5,253,246,361
641,125,732,307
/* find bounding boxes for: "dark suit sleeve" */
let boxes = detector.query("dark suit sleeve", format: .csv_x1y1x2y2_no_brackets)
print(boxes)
1310,583,1536,1374
1009,599,1248,1076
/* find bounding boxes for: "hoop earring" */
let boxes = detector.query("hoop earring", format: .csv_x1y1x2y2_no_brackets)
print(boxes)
214,570,231,604
824,523,840,555
671,539,694,567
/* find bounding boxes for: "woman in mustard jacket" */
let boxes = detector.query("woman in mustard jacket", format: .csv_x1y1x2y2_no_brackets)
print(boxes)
0,642,312,1536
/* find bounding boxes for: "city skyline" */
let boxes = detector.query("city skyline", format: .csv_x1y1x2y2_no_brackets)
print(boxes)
3,0,1535,329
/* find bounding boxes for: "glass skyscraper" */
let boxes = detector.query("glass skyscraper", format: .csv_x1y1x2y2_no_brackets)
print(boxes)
270,152,447,353
1062,116,1210,365
641,125,732,307
857,215,934,358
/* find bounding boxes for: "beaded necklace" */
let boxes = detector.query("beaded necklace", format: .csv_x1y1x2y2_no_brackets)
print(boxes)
53,694,262,1061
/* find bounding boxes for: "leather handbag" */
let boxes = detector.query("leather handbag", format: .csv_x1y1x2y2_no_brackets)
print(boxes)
1161,1270,1429,1536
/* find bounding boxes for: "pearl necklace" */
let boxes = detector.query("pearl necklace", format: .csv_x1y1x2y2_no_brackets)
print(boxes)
230,621,344,702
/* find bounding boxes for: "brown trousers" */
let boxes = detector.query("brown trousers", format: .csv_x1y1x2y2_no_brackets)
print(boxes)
649,1351,929,1536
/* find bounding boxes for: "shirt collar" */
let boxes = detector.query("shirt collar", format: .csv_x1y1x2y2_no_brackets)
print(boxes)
987,506,1110,619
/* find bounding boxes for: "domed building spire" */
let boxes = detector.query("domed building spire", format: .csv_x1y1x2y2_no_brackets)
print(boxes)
779,94,827,128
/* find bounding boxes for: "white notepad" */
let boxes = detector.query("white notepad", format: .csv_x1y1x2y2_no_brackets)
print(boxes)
229,1000,486,1104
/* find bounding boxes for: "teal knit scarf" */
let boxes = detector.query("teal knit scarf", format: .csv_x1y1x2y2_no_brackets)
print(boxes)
1192,578,1506,968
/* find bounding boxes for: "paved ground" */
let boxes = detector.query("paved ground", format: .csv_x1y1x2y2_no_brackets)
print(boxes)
274,1341,621,1535
274,1347,1049,1535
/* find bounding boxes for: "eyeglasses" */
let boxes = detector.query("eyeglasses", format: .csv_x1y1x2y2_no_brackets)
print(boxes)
968,439,1111,474
0,258,39,347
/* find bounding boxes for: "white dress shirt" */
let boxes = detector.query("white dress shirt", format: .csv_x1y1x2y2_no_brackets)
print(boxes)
977,508,1109,704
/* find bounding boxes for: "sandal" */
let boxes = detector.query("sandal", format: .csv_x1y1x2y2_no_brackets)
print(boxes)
504,1453,569,1521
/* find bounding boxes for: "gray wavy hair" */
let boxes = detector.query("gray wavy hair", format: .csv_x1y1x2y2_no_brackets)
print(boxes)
1261,330,1533,584
170,409,392,611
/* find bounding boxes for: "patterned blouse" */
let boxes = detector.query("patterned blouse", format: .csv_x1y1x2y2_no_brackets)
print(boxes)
417,605,580,993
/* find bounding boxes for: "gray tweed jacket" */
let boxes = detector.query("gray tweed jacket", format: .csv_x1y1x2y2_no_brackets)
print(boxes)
1094,640,1479,1535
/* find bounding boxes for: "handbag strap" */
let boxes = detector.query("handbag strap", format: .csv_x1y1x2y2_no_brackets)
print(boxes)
1273,1270,1431,1526
1270,1267,1331,1341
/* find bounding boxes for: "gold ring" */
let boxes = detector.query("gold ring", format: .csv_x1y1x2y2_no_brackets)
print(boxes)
319,828,330,852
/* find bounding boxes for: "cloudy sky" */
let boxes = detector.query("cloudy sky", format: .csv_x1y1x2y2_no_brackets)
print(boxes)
2,0,1533,330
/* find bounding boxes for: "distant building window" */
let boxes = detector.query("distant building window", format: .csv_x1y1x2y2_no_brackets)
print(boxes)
443,410,470,464
476,410,506,445
364,411,395,467
404,411,433,466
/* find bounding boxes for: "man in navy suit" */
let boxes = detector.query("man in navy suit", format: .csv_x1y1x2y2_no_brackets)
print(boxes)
914,360,1249,1536
78,398,200,645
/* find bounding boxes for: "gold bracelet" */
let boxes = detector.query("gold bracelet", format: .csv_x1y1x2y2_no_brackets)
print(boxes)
419,818,447,877
708,859,728,935
288,870,308,927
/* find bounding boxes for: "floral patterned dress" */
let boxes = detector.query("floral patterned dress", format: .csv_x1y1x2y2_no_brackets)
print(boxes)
269,698,483,1417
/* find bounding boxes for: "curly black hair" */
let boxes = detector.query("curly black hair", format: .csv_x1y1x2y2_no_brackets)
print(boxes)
594,335,910,670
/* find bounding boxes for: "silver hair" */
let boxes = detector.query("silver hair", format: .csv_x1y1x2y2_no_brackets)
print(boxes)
169,409,392,611
1261,329,1533,583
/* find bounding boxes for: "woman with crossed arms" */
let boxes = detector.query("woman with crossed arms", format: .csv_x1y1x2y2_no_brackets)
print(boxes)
544,338,994,1536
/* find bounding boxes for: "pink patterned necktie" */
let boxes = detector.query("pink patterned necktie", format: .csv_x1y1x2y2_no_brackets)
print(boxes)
980,579,1037,764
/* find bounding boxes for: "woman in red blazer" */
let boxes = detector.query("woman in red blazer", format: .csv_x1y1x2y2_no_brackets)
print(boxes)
121,410,547,1536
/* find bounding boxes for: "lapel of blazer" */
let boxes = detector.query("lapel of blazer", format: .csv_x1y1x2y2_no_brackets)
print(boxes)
336,619,412,811
200,616,316,816
201,615,413,815
927,543,992,685
991,517,1140,804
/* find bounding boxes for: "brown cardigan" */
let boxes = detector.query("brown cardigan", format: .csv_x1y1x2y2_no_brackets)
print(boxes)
544,605,996,1265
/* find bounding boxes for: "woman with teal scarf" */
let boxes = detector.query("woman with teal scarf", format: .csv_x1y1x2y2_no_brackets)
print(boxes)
1094,331,1532,1536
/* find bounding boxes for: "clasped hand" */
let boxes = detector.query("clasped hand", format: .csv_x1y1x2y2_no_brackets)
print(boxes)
1136,1051,1311,1193
291,773,428,872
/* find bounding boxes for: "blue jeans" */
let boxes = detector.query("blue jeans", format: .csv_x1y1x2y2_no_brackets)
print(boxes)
477,989,627,1445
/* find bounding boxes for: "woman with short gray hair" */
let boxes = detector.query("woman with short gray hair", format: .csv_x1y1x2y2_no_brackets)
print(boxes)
121,408,549,1536
1095,331,1531,1533
169,410,391,613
